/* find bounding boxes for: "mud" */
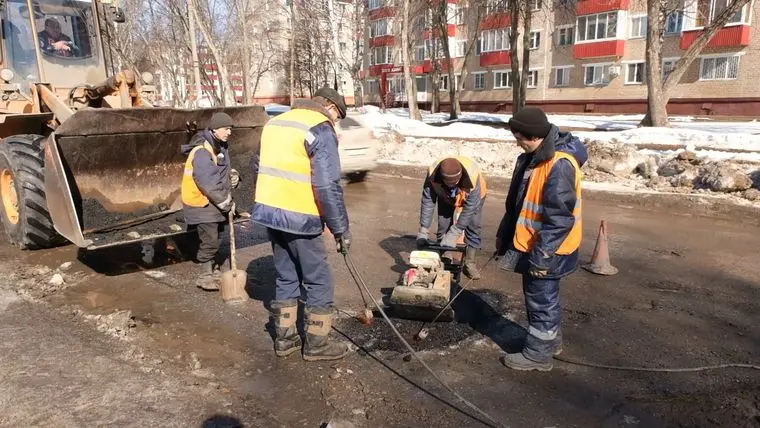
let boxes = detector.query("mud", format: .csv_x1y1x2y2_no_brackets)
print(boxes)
84,214,187,249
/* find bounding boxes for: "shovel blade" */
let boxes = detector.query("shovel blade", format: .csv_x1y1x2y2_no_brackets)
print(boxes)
220,269,248,303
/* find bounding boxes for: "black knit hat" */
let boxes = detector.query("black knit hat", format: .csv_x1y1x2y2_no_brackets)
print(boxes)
208,112,233,130
508,107,551,139
314,87,347,119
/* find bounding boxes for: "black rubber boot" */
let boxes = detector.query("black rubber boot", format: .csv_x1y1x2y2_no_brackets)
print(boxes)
303,307,349,362
463,246,482,280
270,299,302,357
196,260,219,290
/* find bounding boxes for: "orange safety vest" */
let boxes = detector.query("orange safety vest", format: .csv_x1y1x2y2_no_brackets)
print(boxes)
181,142,218,207
513,152,582,255
428,155,488,209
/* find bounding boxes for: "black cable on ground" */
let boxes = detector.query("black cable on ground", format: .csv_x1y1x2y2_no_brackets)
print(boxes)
554,355,760,372
343,253,506,428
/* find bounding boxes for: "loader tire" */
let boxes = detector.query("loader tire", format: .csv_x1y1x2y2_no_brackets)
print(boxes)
0,135,64,250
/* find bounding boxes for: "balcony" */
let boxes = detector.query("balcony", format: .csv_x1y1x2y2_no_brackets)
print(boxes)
421,59,450,73
368,6,394,20
423,24,456,39
575,0,629,15
479,13,510,30
680,25,751,49
573,40,625,59
479,51,511,66
369,35,395,47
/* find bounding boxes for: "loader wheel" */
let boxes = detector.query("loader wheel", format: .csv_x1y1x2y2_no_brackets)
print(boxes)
0,135,64,250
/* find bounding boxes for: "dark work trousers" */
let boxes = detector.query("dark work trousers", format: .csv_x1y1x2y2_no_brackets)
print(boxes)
521,274,561,363
267,228,334,309
188,222,225,263
435,198,485,249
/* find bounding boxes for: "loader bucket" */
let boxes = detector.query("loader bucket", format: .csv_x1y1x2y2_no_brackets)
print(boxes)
43,105,269,249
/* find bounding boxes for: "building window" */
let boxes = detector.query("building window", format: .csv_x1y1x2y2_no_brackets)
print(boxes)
448,3,464,25
662,58,678,80
439,75,449,90
367,80,379,94
455,74,462,89
415,45,425,61
630,16,647,38
584,64,611,86
481,28,510,53
699,55,740,80
529,31,540,49
370,18,391,38
554,67,571,87
370,46,392,65
416,76,427,92
695,0,744,27
577,12,618,42
473,72,486,90
625,62,645,84
665,12,683,33
449,39,467,57
557,26,574,45
494,70,511,89
368,0,382,10
530,0,542,10
527,70,539,88
486,0,509,14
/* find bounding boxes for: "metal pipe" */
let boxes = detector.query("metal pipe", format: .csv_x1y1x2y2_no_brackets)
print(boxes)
25,0,46,83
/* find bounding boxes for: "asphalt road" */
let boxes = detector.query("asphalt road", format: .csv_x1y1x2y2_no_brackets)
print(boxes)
0,168,759,427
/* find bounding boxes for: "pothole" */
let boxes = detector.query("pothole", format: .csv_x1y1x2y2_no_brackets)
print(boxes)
335,289,521,354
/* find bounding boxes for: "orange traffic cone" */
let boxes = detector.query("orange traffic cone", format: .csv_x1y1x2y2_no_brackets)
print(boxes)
582,220,618,276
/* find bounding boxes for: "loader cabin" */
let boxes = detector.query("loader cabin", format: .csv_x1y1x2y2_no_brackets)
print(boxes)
1,0,107,94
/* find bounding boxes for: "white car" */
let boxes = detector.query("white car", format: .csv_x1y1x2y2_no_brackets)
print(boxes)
264,104,377,183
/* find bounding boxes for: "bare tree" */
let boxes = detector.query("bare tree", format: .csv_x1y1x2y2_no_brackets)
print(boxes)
508,0,532,113
402,0,422,119
642,0,750,126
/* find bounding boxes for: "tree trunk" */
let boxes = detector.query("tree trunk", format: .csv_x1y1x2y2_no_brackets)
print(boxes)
519,5,531,111
240,0,252,104
438,0,457,120
402,0,421,120
642,0,667,126
289,0,296,106
641,0,750,126
187,0,202,106
509,1,521,113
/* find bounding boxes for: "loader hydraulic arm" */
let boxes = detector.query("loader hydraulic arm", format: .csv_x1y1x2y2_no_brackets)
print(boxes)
84,70,152,108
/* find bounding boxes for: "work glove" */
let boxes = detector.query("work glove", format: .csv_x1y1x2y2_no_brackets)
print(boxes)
336,230,352,255
217,195,234,213
439,225,463,249
416,227,429,249
230,169,240,189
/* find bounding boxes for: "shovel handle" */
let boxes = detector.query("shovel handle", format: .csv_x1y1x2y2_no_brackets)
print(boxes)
228,211,237,275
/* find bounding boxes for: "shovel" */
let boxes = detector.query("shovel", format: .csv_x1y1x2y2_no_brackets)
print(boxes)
220,211,248,304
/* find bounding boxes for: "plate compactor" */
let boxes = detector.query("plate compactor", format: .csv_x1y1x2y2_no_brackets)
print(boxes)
388,244,466,322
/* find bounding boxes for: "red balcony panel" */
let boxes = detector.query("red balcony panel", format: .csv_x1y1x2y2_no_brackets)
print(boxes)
573,40,625,59
368,6,395,20
479,13,510,30
412,65,424,74
680,25,751,49
370,35,395,47
423,24,456,39
576,0,629,15
479,51,511,66
368,64,402,76
422,59,450,73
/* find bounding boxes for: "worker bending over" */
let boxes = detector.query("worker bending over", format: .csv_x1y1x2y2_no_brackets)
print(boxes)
495,107,587,371
252,87,352,362
417,156,487,279
181,112,239,290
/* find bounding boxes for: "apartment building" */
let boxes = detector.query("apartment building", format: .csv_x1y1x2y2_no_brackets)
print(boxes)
362,0,759,115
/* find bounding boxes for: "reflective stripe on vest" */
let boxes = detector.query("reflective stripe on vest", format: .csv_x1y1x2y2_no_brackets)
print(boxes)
254,109,331,216
429,155,488,208
513,152,582,255
181,142,217,207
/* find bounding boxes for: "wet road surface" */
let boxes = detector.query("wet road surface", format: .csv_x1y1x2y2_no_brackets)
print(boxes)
1,169,759,427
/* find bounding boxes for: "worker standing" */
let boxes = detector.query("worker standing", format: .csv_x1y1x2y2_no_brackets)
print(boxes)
495,107,587,371
417,156,487,279
252,87,351,362
181,112,240,290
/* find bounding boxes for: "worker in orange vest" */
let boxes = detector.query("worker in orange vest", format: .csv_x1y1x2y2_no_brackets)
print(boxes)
417,156,487,279
495,107,587,372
